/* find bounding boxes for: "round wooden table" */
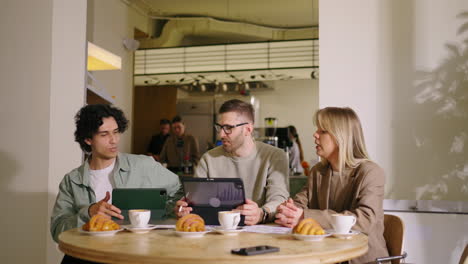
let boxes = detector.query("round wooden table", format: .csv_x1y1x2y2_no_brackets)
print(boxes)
59,228,368,264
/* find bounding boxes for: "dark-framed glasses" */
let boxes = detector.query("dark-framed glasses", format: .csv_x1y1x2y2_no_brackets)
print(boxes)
214,122,248,134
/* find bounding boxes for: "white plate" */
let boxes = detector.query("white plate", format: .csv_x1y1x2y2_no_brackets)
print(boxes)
174,227,211,238
212,227,244,236
79,227,124,236
123,224,158,234
292,231,332,242
329,229,360,239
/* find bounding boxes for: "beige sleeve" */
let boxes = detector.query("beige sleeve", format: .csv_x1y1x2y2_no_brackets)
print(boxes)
293,183,310,209
190,136,200,165
193,154,208,178
301,164,385,232
262,150,289,221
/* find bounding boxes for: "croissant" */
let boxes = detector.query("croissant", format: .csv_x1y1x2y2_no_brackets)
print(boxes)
176,214,205,232
294,218,325,235
82,214,120,232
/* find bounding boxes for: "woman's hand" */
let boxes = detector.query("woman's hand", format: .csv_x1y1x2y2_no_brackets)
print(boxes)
274,198,304,228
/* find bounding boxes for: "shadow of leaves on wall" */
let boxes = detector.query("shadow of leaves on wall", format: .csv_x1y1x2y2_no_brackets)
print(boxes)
413,11,468,200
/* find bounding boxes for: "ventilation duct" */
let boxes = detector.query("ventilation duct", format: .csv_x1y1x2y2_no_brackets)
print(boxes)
139,17,318,49
134,39,318,86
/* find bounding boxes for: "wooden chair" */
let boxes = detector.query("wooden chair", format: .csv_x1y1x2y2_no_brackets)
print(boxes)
376,214,408,264
459,244,468,264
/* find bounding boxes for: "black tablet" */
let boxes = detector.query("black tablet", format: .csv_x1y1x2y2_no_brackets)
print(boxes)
112,188,167,224
181,178,246,225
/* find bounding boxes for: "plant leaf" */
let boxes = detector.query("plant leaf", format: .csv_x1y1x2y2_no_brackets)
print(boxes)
457,22,468,35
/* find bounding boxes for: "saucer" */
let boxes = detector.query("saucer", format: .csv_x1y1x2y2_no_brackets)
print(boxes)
174,227,212,238
123,224,157,234
292,231,332,242
329,229,360,239
79,227,124,236
213,227,244,236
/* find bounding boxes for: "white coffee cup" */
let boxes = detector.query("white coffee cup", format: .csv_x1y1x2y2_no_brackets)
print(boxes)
129,209,151,228
218,211,241,230
331,214,356,234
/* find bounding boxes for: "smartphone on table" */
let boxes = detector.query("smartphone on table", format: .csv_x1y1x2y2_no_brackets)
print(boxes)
231,245,280,256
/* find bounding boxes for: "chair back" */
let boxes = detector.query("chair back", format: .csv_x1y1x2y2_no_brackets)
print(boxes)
383,214,405,264
460,244,468,264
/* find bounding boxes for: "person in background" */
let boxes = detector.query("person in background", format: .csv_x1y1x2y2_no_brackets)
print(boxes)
147,118,171,161
275,107,388,264
287,125,304,175
50,104,180,264
175,99,289,225
160,115,200,173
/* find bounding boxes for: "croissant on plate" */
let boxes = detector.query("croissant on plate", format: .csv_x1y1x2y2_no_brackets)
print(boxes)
82,214,120,232
293,218,325,235
176,214,205,232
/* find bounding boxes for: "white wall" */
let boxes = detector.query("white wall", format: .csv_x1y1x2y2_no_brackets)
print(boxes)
87,0,151,153
321,0,468,202
320,0,468,263
0,0,86,263
47,1,87,263
252,79,319,163
388,212,468,264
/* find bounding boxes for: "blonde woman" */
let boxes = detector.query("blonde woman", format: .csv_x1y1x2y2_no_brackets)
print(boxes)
275,107,389,264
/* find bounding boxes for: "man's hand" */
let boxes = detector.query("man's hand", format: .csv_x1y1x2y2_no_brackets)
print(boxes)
153,155,160,161
236,199,262,225
274,198,304,228
89,191,123,219
174,197,192,218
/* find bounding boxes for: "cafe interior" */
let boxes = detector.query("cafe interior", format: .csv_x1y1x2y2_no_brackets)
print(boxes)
2,0,468,263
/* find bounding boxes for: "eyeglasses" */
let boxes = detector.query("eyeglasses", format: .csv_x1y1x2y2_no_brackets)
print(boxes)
214,122,248,134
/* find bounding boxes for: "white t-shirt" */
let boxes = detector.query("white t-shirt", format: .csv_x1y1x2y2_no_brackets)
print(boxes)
89,160,116,204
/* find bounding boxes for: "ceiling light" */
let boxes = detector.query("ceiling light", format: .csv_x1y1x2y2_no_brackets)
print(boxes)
87,42,121,71
222,83,228,92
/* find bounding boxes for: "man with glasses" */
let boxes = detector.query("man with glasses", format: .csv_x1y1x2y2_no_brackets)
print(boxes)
175,99,289,225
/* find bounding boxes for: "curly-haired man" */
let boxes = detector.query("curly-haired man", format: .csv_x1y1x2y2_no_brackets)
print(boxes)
50,104,180,246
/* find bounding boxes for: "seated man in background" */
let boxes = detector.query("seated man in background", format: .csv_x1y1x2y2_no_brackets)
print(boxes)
175,99,289,225
50,104,180,263
147,118,171,161
160,115,200,173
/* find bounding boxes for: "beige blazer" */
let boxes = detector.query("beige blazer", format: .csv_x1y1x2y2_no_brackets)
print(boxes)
294,161,389,264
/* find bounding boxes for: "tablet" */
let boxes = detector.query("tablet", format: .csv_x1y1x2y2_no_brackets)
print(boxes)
181,178,246,225
112,188,167,224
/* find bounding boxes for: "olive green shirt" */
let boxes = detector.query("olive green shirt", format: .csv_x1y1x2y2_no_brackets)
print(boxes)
50,153,180,242
160,134,200,168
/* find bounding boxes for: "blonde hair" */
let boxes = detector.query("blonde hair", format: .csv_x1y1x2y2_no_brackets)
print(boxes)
314,107,369,172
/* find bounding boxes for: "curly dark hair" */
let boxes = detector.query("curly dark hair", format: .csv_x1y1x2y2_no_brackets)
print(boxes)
74,104,129,153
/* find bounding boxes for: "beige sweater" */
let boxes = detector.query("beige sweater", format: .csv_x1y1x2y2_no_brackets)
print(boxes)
194,141,289,221
294,160,389,264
